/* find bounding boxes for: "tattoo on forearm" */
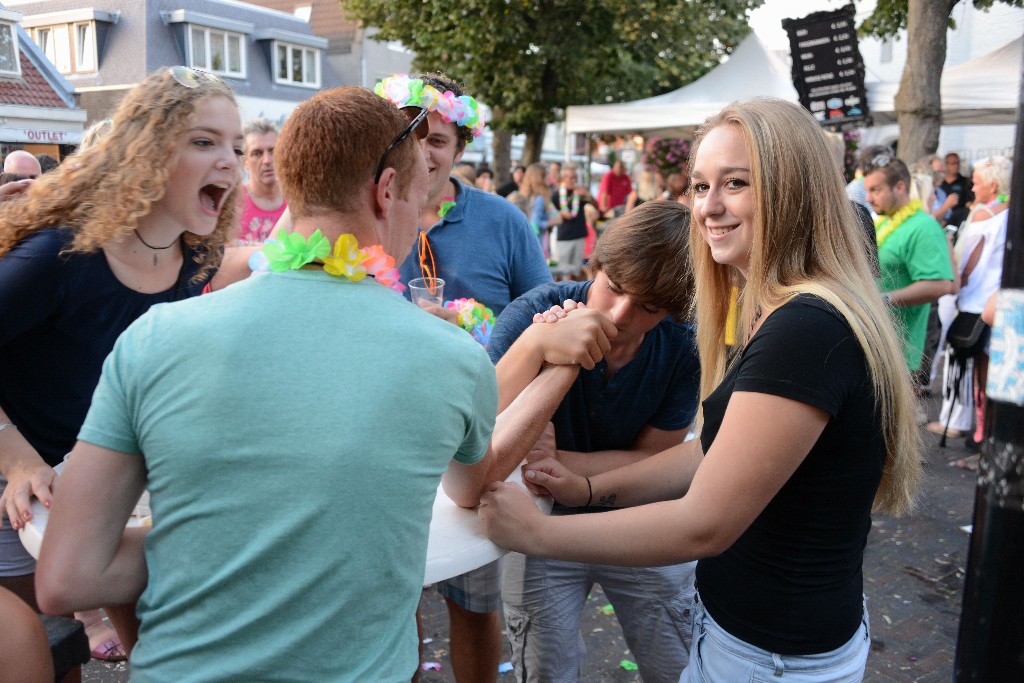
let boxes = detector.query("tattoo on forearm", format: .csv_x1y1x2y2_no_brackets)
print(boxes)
597,493,617,507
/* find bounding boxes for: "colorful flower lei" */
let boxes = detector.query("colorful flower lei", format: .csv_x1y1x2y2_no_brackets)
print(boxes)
445,297,494,347
374,74,486,138
875,199,922,249
259,230,405,293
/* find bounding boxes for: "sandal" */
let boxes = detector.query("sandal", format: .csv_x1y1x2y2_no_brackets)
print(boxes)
91,637,127,662
926,422,963,437
953,454,980,472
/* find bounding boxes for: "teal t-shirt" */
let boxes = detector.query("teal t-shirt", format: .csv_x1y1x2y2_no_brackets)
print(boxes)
79,270,496,682
876,209,953,370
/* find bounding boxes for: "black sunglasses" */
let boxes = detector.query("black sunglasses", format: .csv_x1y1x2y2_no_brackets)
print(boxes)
374,106,429,184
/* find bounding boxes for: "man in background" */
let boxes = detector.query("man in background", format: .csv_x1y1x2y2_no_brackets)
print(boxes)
236,118,286,245
597,160,633,218
380,71,551,681
864,155,954,419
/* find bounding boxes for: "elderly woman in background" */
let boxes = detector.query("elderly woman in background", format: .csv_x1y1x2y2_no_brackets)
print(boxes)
927,156,1011,455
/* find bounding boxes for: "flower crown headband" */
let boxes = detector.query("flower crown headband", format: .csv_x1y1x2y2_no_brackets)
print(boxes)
374,74,486,139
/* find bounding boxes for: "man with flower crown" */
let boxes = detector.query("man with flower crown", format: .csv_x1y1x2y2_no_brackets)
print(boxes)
375,72,552,682
34,85,571,682
864,154,954,377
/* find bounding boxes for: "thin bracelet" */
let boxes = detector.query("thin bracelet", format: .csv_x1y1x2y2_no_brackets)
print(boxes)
584,476,593,507
0,422,16,433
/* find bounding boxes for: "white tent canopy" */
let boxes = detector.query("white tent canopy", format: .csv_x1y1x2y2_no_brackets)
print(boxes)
565,34,798,137
866,34,1022,126
565,32,1021,137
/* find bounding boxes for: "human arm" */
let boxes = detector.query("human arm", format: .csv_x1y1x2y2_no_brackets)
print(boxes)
35,441,148,615
0,409,54,527
982,290,998,326
207,245,260,291
624,191,638,213
481,391,828,565
884,279,955,306
493,308,615,410
959,235,985,287
597,175,612,213
441,364,579,507
931,193,958,221
553,425,687,477
0,178,33,202
0,231,67,522
530,195,548,231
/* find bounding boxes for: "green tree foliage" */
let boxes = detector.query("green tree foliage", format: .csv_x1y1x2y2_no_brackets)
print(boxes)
343,0,762,162
859,0,1022,162
860,0,1023,40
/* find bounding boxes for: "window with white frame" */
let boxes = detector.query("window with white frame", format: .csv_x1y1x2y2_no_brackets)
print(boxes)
0,19,20,77
189,25,244,77
274,41,319,87
30,21,96,74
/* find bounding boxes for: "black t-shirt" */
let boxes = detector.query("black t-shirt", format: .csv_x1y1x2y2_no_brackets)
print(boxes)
0,227,210,465
697,295,885,655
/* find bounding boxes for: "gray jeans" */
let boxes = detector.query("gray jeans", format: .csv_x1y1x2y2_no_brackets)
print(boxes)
503,552,696,683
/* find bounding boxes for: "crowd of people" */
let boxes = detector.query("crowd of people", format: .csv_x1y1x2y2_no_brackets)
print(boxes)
0,65,1011,683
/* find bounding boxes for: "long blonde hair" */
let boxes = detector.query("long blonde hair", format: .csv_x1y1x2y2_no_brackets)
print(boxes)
689,98,920,515
519,162,551,201
0,68,241,278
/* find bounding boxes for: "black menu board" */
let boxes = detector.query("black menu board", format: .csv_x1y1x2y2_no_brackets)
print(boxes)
782,3,870,127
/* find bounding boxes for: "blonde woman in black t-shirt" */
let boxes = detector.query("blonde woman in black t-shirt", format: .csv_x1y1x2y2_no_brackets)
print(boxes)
480,98,920,682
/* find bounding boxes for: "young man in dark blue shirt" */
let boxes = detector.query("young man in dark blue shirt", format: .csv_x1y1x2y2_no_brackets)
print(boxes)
488,201,701,683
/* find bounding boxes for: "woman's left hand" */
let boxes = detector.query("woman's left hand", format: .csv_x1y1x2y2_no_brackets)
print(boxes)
478,481,545,553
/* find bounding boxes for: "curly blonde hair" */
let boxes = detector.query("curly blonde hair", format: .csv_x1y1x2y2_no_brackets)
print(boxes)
689,98,921,516
0,68,241,278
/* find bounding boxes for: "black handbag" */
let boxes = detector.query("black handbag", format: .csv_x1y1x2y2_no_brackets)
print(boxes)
946,311,989,359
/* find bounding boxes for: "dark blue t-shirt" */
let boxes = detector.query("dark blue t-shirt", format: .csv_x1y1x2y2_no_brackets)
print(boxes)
0,227,210,465
488,280,700,505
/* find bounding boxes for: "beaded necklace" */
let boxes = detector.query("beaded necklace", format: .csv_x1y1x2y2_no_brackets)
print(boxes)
558,185,580,218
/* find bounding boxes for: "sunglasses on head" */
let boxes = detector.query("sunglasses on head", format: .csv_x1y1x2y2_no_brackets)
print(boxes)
373,106,429,184
870,153,893,169
169,65,222,88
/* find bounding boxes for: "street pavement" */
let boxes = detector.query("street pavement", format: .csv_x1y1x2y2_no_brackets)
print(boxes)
82,392,980,682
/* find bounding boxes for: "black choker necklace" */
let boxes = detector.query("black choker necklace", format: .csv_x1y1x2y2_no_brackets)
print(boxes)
134,230,178,266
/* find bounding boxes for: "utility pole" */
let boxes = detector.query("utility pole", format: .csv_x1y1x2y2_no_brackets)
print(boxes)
953,52,1024,682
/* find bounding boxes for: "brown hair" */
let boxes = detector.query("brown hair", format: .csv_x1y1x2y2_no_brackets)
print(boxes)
0,68,240,278
275,86,420,219
589,200,692,318
865,155,911,190
419,72,476,147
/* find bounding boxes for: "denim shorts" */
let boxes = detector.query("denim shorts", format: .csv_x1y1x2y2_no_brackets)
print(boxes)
682,592,870,682
436,558,503,613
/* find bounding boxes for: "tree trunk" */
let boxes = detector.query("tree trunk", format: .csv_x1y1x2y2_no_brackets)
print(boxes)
894,0,949,163
491,129,513,186
521,122,547,166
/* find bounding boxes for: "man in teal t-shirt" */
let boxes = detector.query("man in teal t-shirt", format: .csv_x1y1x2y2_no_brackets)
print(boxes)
865,155,954,372
35,86,571,682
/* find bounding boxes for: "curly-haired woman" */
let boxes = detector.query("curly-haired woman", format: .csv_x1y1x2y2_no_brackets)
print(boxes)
0,66,241,654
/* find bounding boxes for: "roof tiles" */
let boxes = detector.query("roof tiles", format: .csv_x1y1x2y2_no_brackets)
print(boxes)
0,50,69,108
